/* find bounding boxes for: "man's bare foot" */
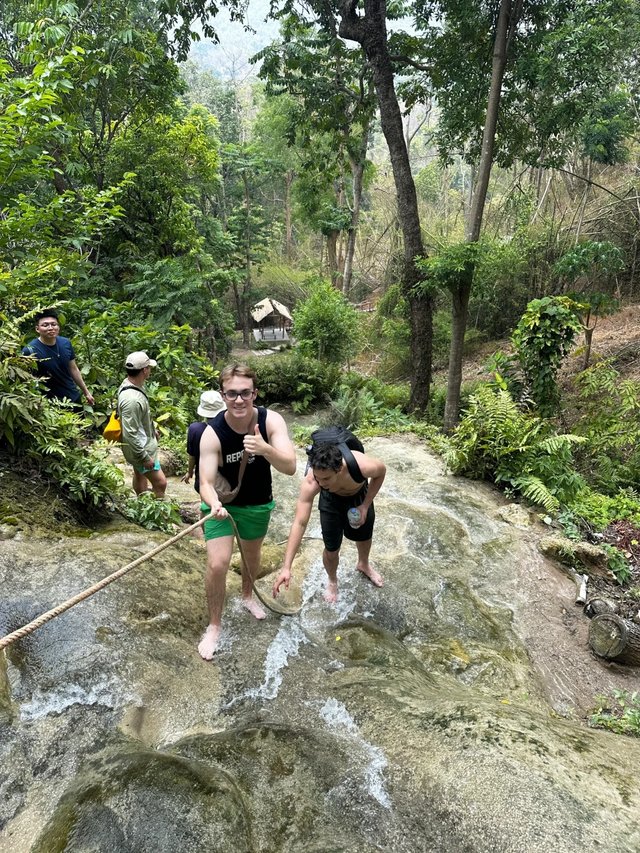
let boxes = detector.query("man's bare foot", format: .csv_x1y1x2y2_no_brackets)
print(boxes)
198,625,220,660
323,581,338,603
242,598,267,620
357,563,384,587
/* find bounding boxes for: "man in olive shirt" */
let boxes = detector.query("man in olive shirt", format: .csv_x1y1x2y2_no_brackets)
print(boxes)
118,351,166,498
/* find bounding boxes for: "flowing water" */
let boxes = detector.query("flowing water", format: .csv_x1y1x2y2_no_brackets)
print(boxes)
2,437,640,852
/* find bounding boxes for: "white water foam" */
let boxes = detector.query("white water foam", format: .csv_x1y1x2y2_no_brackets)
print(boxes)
319,697,391,809
19,674,132,721
248,621,309,701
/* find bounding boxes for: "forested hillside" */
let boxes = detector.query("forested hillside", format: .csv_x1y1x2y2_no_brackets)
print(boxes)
2,0,640,576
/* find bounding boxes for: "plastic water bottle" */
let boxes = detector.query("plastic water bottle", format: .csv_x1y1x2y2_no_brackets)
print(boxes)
348,507,361,528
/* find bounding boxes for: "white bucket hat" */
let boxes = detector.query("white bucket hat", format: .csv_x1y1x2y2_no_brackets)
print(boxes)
197,390,226,418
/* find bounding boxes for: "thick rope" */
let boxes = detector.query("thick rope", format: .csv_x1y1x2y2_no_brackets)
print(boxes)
0,509,302,651
228,514,302,618
0,513,215,651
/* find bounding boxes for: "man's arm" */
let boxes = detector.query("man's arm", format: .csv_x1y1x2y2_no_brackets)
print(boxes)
68,360,94,405
353,452,386,520
272,473,320,596
243,410,296,475
198,425,227,518
181,454,196,484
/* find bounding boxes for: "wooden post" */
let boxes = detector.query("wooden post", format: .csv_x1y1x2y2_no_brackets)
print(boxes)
588,613,640,666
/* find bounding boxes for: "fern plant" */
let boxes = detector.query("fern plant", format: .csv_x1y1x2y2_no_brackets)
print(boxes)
572,360,640,492
447,385,585,511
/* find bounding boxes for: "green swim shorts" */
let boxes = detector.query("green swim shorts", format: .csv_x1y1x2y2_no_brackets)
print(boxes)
201,500,276,541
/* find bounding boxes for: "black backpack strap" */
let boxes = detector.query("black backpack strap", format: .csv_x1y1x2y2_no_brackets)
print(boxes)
340,443,365,483
118,384,148,399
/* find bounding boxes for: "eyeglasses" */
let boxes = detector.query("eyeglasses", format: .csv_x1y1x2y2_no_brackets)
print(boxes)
38,322,59,328
221,389,255,401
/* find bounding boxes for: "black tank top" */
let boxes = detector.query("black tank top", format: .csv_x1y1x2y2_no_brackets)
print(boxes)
208,407,272,505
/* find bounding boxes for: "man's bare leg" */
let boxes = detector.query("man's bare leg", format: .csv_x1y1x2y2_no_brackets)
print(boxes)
132,470,151,495
322,548,340,603
198,535,234,659
355,539,383,587
238,536,267,620
146,467,167,499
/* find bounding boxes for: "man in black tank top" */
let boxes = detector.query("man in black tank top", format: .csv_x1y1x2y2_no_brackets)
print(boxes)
197,363,296,660
273,441,386,604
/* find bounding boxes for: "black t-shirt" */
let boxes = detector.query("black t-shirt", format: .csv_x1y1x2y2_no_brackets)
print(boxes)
209,406,272,506
186,421,208,493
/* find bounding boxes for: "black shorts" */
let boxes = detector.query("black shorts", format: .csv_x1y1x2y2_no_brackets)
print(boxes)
318,486,375,552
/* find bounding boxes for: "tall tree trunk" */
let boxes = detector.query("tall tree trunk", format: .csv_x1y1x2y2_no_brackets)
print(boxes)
444,0,519,432
285,170,294,260
340,0,432,410
241,172,252,346
326,230,340,287
343,149,366,295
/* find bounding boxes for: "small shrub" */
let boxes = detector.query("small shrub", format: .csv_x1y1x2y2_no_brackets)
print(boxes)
511,296,583,416
566,488,640,530
292,278,361,364
572,361,640,493
249,352,340,411
601,543,632,584
119,493,182,533
589,690,640,737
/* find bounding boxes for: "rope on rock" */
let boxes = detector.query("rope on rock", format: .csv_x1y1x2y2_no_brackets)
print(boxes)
229,514,302,617
0,509,302,651
0,513,215,652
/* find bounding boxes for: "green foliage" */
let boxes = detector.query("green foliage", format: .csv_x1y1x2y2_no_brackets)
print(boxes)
369,285,411,380
323,385,413,435
511,296,583,416
416,241,480,294
553,241,624,287
565,488,640,531
469,233,541,339
601,543,632,585
292,278,361,363
249,352,340,411
119,494,182,533
572,361,640,493
590,690,640,737
425,380,483,427
447,385,585,511
409,0,640,170
580,93,636,165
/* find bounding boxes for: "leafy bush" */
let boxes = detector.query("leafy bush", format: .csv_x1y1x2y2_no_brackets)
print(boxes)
446,384,585,511
337,372,410,410
511,296,583,416
601,543,632,584
292,278,361,363
590,690,640,737
119,493,182,533
249,352,340,411
565,487,640,530
424,380,483,427
572,361,640,493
